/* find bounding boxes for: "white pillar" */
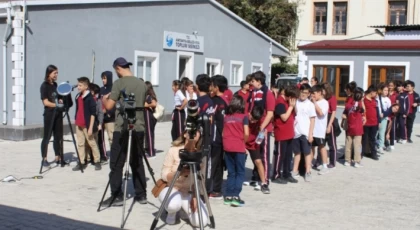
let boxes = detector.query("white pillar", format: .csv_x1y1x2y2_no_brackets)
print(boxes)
11,5,24,126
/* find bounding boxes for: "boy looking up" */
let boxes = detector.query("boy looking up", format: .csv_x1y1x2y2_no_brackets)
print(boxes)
404,80,420,143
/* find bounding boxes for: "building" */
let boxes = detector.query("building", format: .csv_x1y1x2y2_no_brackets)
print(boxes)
289,0,420,64
298,39,420,104
0,0,288,141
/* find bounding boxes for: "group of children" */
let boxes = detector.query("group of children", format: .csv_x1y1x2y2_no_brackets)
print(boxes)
170,72,418,208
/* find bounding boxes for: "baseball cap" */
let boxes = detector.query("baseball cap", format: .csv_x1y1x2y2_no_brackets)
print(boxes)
113,57,132,68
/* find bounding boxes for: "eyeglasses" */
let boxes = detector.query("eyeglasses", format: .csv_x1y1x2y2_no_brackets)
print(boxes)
300,91,310,95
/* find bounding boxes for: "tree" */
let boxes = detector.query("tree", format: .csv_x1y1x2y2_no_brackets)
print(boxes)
217,0,300,49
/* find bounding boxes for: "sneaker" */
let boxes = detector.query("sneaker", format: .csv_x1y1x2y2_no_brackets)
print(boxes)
72,163,86,171
318,167,329,175
399,140,407,144
344,162,351,166
291,171,300,179
165,212,176,225
385,146,392,152
209,192,223,200
249,181,258,187
231,197,244,207
94,162,102,171
316,165,323,170
285,176,298,183
408,139,413,143
42,160,50,168
304,172,312,182
390,145,395,150
261,184,270,194
134,196,147,204
272,177,287,184
100,158,108,164
102,194,124,207
224,197,232,205
354,162,364,168
327,164,336,169
253,184,261,191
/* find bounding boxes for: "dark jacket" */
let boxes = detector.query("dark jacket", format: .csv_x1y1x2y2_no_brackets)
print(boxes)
397,92,409,115
75,91,98,132
409,91,420,114
100,71,115,123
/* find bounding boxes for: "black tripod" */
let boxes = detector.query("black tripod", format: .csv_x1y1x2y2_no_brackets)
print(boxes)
97,122,156,229
150,149,215,230
39,92,83,174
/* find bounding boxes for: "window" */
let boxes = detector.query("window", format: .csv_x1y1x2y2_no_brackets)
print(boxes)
368,66,405,86
251,62,263,73
230,61,244,86
333,2,347,35
389,0,407,25
314,2,328,35
134,51,159,85
313,65,350,100
204,58,221,77
176,51,194,80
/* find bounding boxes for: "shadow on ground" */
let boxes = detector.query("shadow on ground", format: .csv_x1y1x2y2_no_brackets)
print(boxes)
0,204,119,230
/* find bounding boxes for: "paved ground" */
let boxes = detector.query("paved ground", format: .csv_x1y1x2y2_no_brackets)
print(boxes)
1,122,420,230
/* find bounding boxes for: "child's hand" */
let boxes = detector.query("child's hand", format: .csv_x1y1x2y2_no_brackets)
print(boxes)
308,135,313,143
386,133,390,140
413,103,418,107
88,128,93,136
326,124,332,134
98,125,102,131
289,98,296,107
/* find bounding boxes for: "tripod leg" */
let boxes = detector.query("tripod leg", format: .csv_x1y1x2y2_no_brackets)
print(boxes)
65,112,84,173
97,131,129,211
192,164,205,230
40,109,57,174
133,132,156,185
199,171,215,228
121,130,133,229
150,164,183,230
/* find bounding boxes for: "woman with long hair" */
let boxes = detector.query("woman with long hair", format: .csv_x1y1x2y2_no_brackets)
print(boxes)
158,131,209,226
171,80,188,141
144,81,158,157
40,65,73,167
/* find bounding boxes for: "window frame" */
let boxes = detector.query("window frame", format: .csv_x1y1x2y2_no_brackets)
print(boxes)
229,60,244,86
134,50,160,86
368,66,406,86
176,51,195,80
388,0,408,25
251,62,263,73
332,1,348,35
312,65,351,101
204,58,222,77
313,2,328,35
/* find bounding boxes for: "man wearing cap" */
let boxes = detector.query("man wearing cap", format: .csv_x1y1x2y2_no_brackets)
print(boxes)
102,57,149,205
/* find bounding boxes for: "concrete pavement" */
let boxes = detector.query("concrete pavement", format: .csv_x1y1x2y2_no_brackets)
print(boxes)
1,122,420,230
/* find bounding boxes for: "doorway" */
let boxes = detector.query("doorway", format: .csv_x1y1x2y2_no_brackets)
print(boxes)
176,51,194,80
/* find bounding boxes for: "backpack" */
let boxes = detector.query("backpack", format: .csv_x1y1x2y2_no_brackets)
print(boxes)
153,103,165,121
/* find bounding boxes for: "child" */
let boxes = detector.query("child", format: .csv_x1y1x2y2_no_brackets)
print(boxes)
321,82,339,168
404,80,420,143
85,83,105,164
223,95,249,207
291,84,316,182
362,85,379,160
386,103,400,151
310,85,329,175
243,106,269,194
376,83,391,154
272,85,298,184
396,81,409,144
387,80,398,150
206,75,228,199
99,71,115,160
195,74,214,117
236,79,250,113
171,80,187,141
72,77,102,171
344,88,364,167
144,81,158,158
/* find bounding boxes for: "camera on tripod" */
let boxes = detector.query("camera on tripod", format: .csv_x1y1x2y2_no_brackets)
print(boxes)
116,91,137,125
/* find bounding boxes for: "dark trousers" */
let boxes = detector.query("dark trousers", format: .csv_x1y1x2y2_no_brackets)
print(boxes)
144,109,157,156
363,126,379,158
224,152,246,197
327,128,338,166
406,113,416,141
171,109,185,141
390,118,396,146
252,133,271,185
273,139,293,179
206,144,224,193
98,128,108,160
109,131,147,198
397,114,407,140
41,110,63,158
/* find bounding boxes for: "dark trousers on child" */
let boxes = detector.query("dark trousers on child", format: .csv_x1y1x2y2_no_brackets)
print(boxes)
390,118,396,146
144,109,157,157
406,113,416,141
171,109,185,141
206,144,224,193
224,152,246,197
363,126,379,158
397,114,407,140
272,139,293,179
98,128,108,161
252,132,271,185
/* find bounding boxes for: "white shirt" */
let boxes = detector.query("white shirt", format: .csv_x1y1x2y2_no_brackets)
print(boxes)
313,99,329,139
376,96,391,116
174,90,185,108
294,99,316,139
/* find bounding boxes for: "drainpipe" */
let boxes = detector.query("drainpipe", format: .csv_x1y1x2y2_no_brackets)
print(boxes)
23,0,27,125
3,7,12,125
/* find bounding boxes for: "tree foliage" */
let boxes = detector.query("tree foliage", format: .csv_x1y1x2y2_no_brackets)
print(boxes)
217,0,300,49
